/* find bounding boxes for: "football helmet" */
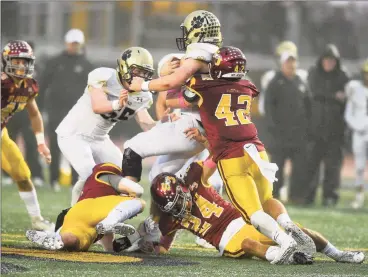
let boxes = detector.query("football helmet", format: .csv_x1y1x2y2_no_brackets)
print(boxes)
176,10,222,51
209,46,248,80
275,41,298,58
2,40,35,78
151,173,192,218
117,47,154,84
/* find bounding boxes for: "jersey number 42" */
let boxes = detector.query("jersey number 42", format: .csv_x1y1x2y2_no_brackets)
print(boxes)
215,94,252,126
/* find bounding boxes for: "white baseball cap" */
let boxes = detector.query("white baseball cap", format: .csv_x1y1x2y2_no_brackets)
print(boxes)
280,51,297,64
64,29,85,44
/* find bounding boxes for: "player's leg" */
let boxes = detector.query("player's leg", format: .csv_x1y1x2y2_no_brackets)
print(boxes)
123,114,204,182
254,150,316,255
1,128,54,231
351,132,367,208
217,155,297,264
57,135,96,205
301,227,365,263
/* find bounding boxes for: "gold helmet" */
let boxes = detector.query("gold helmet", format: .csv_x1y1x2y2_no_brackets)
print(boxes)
362,59,368,73
176,10,222,51
117,47,154,84
275,41,298,58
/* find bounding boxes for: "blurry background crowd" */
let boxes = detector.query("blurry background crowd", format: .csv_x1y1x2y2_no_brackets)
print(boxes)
2,1,367,207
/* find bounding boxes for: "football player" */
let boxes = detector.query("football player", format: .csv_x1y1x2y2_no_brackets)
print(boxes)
258,41,308,116
344,59,368,209
165,46,318,263
26,163,145,252
1,40,54,231
121,10,222,206
142,161,364,264
55,47,167,205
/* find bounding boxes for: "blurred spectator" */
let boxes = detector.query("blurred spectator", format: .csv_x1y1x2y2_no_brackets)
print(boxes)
344,59,368,209
6,41,44,187
305,44,350,206
39,29,94,189
264,51,311,203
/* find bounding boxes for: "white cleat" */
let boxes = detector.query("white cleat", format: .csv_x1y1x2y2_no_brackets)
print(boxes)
31,216,55,232
195,237,215,249
26,230,64,250
335,251,365,264
351,191,365,209
271,238,297,265
285,222,316,256
112,223,137,237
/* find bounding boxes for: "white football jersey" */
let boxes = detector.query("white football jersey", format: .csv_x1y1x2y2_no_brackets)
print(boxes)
344,80,368,133
258,68,308,115
56,67,152,138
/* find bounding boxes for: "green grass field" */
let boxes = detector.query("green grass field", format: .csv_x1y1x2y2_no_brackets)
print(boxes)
1,182,368,277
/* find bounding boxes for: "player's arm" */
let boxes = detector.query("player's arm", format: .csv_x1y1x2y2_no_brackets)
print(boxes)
26,98,51,163
99,174,144,197
156,231,177,254
89,87,127,114
134,108,158,131
130,59,204,92
155,91,168,120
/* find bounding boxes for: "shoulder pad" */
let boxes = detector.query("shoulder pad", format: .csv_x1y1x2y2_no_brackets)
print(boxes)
260,70,276,90
185,43,219,62
88,67,115,89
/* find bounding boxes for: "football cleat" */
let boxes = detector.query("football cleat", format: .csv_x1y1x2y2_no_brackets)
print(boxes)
335,251,365,264
195,237,215,249
26,230,64,250
31,216,55,232
271,237,297,265
290,252,314,265
112,223,137,237
285,222,316,256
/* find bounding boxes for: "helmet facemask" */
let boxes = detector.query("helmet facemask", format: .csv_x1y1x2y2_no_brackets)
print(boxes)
117,60,154,85
4,56,35,78
163,184,192,219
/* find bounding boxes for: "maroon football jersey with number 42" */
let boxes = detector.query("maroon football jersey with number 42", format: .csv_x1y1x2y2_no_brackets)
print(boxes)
186,76,265,162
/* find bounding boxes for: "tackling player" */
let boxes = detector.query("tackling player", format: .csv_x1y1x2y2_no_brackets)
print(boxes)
1,40,54,231
166,46,318,263
344,59,368,209
142,161,364,264
55,47,164,205
26,163,145,251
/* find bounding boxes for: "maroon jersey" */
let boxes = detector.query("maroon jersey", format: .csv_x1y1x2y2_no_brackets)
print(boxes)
159,162,241,250
1,72,39,129
77,163,121,202
186,76,264,162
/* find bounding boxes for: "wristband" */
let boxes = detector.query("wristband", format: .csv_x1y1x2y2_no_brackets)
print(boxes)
111,100,121,111
35,133,45,145
141,81,150,92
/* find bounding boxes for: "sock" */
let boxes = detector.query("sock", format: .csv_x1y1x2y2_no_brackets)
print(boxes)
250,210,292,246
265,246,280,262
70,180,85,206
99,199,143,227
321,242,343,261
277,213,293,229
19,189,41,218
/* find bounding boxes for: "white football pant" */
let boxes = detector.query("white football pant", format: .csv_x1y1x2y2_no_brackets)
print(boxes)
352,132,368,186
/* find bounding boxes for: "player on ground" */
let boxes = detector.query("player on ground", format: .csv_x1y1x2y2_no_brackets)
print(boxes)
166,46,318,263
344,59,368,209
55,47,161,205
26,163,145,251
142,162,364,264
258,41,308,116
1,40,54,231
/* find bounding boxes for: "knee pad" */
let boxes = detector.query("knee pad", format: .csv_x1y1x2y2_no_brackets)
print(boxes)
122,148,143,182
